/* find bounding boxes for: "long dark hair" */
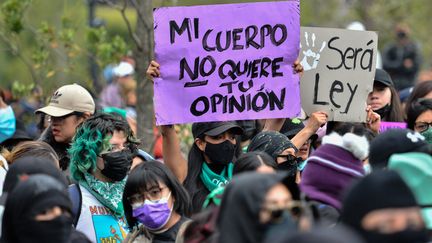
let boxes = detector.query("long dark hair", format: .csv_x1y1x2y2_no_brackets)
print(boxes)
183,141,208,214
405,80,432,115
233,151,277,174
123,161,191,229
386,85,404,122
406,99,432,130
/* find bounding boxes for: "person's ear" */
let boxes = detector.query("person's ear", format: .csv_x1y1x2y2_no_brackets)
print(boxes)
195,138,206,152
83,112,92,120
77,112,92,124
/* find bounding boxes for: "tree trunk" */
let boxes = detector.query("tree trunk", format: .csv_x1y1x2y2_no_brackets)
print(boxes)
133,0,155,153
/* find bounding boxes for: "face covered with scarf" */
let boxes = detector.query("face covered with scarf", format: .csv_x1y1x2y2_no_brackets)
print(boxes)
217,172,300,243
341,171,429,243
248,131,300,177
1,174,73,243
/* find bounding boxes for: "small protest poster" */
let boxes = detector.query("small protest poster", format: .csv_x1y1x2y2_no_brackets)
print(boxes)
153,1,300,125
379,121,407,133
299,27,378,122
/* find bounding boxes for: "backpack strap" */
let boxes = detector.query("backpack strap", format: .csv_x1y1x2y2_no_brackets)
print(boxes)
68,184,82,227
175,219,193,243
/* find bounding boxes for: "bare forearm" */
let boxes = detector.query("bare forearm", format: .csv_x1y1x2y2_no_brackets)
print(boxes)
263,118,286,132
161,126,188,183
291,127,314,150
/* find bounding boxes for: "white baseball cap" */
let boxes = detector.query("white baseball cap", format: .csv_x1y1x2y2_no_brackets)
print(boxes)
36,84,95,117
113,62,134,77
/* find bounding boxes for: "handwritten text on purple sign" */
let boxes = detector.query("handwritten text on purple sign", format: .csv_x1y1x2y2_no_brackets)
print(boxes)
153,1,300,125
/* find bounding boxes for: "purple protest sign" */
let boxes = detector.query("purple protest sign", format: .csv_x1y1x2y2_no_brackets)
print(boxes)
379,122,407,133
153,1,300,125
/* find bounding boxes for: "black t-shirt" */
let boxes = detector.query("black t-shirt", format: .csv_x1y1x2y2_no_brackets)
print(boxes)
152,216,189,243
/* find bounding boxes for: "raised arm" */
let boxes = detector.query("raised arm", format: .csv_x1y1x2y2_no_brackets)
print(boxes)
160,125,188,183
291,111,327,149
147,61,188,183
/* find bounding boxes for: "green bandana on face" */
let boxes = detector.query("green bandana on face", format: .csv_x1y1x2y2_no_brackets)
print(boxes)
81,172,126,218
421,128,432,144
200,162,233,192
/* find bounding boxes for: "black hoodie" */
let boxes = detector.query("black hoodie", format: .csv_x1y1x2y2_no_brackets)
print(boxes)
1,175,73,243
216,172,298,243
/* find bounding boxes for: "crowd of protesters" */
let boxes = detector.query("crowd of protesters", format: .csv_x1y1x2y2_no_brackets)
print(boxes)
0,21,432,243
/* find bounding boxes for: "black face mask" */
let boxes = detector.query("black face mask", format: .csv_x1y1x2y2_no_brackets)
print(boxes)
363,228,429,243
263,211,297,242
100,149,133,181
276,154,300,176
374,103,391,119
17,214,73,243
204,140,236,165
397,31,407,39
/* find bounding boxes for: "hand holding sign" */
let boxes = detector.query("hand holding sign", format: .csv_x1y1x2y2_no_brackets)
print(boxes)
293,60,304,76
366,105,381,134
147,61,161,80
307,111,328,132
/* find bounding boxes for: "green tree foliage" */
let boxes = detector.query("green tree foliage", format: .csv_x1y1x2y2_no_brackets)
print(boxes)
0,0,129,98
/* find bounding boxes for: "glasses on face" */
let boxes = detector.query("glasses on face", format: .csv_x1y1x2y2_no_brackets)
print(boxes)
414,122,432,133
127,186,168,204
262,200,303,220
106,143,128,153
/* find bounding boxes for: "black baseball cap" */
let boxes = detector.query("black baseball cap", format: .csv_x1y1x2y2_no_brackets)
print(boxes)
369,129,432,170
192,121,243,139
374,69,394,87
280,118,318,141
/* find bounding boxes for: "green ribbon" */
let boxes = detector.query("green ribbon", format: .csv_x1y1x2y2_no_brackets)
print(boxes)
80,173,126,218
202,186,225,208
200,162,233,192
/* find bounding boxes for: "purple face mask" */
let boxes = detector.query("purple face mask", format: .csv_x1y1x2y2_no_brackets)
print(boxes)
132,192,172,230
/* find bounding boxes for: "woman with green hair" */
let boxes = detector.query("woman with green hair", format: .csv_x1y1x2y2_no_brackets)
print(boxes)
68,113,139,243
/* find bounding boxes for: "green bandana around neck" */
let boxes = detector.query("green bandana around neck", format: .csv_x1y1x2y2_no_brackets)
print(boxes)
200,162,233,192
202,186,225,209
81,172,126,218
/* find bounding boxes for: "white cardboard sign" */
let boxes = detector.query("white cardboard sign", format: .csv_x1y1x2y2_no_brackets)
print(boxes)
299,27,378,122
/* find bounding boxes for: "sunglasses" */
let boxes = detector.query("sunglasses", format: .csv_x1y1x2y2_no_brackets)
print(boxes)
262,200,304,222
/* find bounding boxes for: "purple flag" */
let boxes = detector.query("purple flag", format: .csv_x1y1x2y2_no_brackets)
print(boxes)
379,122,407,133
153,1,300,125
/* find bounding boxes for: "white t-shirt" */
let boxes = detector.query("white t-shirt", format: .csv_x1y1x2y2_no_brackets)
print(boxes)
0,155,8,237
0,155,9,196
76,185,128,243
